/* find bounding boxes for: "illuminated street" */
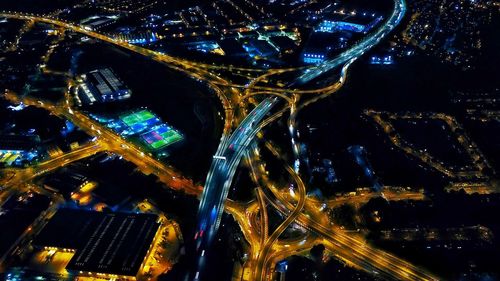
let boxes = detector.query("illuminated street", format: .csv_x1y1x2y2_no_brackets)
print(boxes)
1,0,499,280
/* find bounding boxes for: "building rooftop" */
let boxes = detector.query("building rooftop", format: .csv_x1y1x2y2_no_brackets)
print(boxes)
218,38,247,57
33,208,160,277
0,192,51,262
42,170,90,198
0,134,40,152
244,38,278,57
79,68,131,105
269,36,297,54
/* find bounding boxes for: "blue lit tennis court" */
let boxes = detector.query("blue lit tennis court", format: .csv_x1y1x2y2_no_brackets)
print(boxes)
141,124,183,149
106,109,184,151
119,110,160,134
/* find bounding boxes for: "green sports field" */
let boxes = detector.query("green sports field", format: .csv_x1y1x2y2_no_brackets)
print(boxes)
120,110,156,127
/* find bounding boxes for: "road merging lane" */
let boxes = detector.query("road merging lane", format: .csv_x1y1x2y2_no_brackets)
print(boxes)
194,0,408,279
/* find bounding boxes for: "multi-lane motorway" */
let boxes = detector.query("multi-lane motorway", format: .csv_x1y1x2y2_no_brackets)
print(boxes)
193,97,277,279
295,0,406,85
194,0,408,279
0,0,441,279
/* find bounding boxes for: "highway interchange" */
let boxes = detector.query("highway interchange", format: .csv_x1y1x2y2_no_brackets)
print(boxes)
0,0,442,279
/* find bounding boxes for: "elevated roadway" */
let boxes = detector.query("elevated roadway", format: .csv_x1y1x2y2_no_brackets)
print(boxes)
194,0,408,278
193,98,278,279
295,0,406,85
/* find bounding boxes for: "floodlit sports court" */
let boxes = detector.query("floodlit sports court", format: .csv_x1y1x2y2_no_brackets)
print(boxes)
119,110,160,134
115,109,183,150
141,124,183,149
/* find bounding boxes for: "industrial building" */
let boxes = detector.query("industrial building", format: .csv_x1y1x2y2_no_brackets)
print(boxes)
243,38,278,58
303,16,375,65
0,134,40,166
78,68,131,105
80,15,118,31
301,32,339,64
0,192,51,265
315,13,383,34
42,170,93,199
316,19,366,33
32,208,161,279
269,36,297,54
217,38,247,57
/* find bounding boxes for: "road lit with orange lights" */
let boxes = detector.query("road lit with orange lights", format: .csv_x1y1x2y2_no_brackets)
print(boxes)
0,1,445,280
